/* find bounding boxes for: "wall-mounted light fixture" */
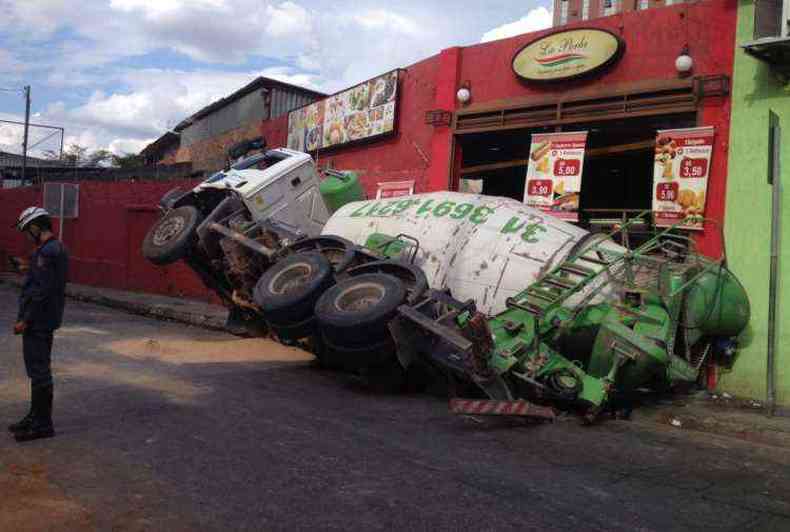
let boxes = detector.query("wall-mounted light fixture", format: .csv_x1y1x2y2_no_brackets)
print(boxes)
456,81,472,105
676,45,693,77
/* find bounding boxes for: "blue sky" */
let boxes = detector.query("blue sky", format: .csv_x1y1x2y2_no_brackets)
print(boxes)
0,0,552,157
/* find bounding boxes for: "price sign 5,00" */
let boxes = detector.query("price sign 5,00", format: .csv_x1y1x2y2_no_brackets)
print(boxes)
553,158,580,177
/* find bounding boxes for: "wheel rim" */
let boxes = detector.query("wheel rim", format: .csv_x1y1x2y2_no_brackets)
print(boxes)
153,215,186,246
334,282,385,312
269,262,313,295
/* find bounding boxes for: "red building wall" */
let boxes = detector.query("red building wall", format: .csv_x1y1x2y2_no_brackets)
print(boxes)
0,181,214,302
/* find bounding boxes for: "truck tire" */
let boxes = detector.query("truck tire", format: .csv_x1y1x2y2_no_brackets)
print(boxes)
315,273,406,348
254,252,333,325
142,206,202,265
345,260,428,304
287,235,357,273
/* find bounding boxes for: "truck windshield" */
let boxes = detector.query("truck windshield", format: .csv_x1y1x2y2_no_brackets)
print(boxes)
232,150,291,171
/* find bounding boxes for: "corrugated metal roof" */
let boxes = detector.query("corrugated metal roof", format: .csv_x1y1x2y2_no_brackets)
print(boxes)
174,76,325,131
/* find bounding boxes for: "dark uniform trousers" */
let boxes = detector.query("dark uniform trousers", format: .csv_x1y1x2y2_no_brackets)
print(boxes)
23,329,55,390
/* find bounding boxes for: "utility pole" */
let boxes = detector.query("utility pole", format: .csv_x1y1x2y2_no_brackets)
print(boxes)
21,85,31,183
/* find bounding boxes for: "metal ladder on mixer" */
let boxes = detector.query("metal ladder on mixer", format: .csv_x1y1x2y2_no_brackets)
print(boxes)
505,217,650,319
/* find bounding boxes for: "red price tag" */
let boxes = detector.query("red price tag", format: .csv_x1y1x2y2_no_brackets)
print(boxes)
680,157,708,178
553,158,580,177
528,179,553,198
656,182,678,202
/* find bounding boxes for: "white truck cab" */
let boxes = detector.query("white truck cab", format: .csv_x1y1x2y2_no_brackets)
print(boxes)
195,148,329,237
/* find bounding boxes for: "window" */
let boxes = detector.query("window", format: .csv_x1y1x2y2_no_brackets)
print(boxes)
666,0,686,5
754,0,790,39
601,0,621,17
582,0,590,20
638,0,649,9
560,0,569,25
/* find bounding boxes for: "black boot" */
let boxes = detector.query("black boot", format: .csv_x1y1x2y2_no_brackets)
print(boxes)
14,385,55,442
8,384,34,434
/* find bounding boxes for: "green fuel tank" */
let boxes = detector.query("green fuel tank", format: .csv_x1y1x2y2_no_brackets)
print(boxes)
684,267,750,337
319,170,366,214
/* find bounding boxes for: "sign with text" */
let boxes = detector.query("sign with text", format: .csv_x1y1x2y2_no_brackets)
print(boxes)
287,70,399,152
376,180,414,199
652,126,715,230
512,28,624,82
524,131,587,222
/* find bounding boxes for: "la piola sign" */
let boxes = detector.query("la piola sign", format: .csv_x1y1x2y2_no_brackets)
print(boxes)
512,28,624,82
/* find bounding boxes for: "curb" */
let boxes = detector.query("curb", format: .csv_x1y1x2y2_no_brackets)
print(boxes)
0,274,231,334
629,394,790,450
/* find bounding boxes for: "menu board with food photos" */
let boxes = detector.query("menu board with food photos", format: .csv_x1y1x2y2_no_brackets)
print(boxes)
287,70,399,152
652,126,714,230
523,131,588,222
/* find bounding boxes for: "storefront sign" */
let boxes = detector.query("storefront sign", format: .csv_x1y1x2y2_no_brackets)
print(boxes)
512,29,624,82
523,131,588,222
652,126,715,230
287,70,399,152
376,180,414,199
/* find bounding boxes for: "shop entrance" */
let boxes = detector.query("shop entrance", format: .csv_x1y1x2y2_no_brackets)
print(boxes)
455,113,698,228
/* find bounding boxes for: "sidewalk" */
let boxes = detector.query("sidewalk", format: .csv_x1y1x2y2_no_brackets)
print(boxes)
630,390,790,449
0,272,229,333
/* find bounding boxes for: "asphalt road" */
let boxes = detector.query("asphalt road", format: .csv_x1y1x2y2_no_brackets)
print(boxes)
1,283,790,532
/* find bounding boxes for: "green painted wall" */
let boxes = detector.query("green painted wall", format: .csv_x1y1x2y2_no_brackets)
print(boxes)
721,0,790,404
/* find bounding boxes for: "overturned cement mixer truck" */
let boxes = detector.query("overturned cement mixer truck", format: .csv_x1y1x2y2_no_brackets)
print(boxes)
143,148,750,422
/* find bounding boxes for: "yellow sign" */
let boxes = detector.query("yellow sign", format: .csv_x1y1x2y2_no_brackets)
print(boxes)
512,29,624,82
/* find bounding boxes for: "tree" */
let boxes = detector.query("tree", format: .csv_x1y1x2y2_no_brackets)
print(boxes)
61,143,88,165
88,149,113,166
111,152,144,168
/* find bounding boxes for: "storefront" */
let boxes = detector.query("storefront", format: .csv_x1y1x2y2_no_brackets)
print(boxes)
269,1,736,258
445,3,737,258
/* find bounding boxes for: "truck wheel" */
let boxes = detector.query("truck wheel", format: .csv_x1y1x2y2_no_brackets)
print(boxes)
315,273,406,348
142,206,202,265
345,260,428,304
287,235,357,273
254,252,333,325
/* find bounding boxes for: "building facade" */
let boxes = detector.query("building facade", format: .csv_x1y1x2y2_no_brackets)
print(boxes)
719,0,790,407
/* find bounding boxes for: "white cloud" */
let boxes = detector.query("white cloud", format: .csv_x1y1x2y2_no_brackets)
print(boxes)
353,10,421,36
265,2,313,38
110,0,228,18
109,137,153,156
480,7,553,43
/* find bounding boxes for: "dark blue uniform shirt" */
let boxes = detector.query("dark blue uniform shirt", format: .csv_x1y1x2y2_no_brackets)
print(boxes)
18,238,69,331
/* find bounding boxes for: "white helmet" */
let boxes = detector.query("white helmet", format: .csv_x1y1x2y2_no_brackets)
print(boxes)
14,207,50,232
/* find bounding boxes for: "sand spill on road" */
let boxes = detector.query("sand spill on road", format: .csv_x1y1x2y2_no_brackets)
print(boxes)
62,361,211,404
107,337,314,365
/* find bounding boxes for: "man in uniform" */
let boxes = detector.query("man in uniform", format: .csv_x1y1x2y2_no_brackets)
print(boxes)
9,207,69,442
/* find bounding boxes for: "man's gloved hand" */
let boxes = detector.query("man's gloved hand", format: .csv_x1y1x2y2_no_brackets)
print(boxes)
13,321,27,335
